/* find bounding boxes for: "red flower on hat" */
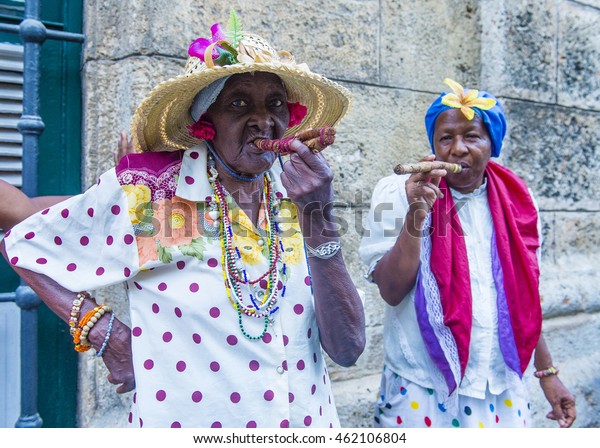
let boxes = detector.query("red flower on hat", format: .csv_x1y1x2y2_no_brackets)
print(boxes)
188,24,227,62
287,102,307,128
187,114,216,140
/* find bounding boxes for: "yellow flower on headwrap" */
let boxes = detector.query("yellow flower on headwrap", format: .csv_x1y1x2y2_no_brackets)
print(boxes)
441,78,497,120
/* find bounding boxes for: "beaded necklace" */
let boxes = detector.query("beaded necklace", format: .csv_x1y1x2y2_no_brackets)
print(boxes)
207,158,287,340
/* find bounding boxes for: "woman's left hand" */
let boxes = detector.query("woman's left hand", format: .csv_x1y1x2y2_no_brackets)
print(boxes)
540,375,577,427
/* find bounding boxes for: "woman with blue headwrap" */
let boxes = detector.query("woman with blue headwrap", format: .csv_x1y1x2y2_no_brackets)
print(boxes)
359,79,576,428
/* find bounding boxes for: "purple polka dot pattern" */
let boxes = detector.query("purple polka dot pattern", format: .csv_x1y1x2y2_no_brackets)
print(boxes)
1,166,340,429
191,391,202,403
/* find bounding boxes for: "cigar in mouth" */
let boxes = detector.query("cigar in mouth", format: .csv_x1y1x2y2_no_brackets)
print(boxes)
394,161,462,175
254,127,336,155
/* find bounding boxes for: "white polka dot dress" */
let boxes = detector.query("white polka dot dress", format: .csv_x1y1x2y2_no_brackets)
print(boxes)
4,149,340,428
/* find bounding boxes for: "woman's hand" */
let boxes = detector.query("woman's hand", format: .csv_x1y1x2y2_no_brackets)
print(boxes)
404,155,446,226
114,131,135,166
540,375,577,428
280,139,334,220
90,317,135,394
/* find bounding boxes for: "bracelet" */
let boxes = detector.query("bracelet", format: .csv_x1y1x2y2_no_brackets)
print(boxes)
68,292,91,336
305,241,341,259
96,312,115,358
79,305,112,347
534,366,559,378
73,305,112,352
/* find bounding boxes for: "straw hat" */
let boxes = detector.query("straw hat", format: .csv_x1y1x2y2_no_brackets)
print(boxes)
131,28,352,153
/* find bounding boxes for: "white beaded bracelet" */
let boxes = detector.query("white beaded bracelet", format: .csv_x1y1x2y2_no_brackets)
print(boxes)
305,241,341,259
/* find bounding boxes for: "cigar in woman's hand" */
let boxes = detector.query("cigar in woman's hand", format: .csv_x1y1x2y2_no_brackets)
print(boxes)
394,161,462,175
254,127,336,155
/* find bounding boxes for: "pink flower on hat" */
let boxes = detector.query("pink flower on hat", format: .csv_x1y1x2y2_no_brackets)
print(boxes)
188,113,216,140
188,24,227,62
287,102,307,128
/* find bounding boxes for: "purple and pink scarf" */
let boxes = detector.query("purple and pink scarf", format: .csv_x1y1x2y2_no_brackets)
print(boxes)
415,161,542,394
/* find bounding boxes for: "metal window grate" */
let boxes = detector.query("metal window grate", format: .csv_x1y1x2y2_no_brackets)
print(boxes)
0,42,23,188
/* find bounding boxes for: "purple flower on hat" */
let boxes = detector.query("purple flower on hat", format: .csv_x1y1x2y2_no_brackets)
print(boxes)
188,23,227,62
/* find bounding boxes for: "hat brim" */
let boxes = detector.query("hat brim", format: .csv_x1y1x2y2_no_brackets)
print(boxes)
131,61,352,153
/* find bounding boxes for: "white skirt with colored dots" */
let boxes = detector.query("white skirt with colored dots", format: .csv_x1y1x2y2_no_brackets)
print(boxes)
373,366,531,428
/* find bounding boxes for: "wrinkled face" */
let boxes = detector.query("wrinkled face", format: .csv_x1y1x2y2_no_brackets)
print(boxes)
433,108,492,194
207,72,290,176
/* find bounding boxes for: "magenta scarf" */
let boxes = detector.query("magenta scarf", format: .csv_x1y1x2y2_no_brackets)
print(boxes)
415,161,542,393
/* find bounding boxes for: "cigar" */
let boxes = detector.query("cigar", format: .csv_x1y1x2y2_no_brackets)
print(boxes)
254,127,336,155
394,161,462,175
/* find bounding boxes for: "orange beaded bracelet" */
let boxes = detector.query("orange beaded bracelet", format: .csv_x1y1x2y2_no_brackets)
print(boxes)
73,304,112,353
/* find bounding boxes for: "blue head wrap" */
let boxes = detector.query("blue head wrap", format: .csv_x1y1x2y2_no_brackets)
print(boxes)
424,82,507,158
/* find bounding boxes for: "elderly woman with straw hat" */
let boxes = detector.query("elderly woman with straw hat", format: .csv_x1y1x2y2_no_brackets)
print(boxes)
2,12,365,428
359,79,576,428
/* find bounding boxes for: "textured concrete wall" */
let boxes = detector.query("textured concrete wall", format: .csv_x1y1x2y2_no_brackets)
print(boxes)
80,0,600,427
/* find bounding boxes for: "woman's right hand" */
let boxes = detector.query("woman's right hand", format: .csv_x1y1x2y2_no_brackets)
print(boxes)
404,155,447,226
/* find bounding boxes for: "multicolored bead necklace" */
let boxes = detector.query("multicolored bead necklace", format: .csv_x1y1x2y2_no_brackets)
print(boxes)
208,158,287,340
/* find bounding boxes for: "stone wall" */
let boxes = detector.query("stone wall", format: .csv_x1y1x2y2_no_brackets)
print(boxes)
80,0,600,427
